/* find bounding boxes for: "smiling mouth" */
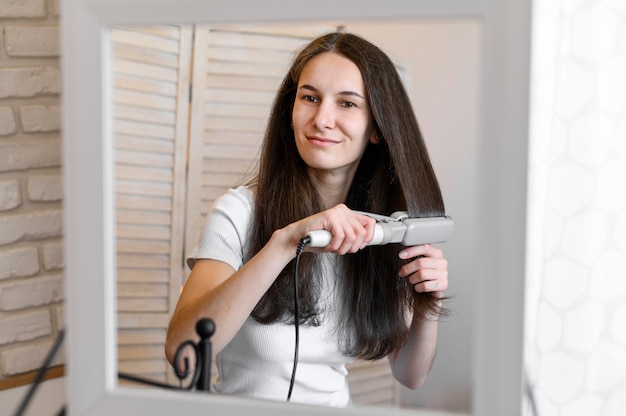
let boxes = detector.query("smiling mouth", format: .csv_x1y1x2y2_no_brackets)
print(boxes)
307,136,338,145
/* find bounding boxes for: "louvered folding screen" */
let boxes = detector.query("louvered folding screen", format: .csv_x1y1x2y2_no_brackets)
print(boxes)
112,25,192,383
184,25,329,261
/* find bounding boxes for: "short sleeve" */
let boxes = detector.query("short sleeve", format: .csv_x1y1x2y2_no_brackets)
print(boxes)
186,186,254,271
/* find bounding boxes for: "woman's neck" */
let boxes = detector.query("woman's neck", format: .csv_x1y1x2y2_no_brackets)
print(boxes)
308,168,356,209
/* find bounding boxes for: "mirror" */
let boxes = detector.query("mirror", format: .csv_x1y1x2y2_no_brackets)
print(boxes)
111,18,479,413
62,1,531,415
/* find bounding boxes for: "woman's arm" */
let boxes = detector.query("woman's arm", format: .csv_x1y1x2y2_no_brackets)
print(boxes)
387,244,448,389
165,203,377,365
165,233,295,364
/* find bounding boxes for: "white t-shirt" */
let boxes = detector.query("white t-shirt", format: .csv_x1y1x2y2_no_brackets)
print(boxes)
187,186,352,407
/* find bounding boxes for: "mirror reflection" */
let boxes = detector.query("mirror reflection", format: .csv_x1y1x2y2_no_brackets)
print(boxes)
112,19,480,414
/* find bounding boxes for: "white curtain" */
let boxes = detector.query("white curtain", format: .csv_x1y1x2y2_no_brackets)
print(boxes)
525,1,626,415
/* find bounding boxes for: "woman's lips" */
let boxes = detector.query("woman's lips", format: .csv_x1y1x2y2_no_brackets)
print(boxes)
307,135,337,146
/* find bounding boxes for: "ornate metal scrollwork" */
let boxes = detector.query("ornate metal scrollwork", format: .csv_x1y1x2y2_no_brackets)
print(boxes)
14,318,216,416
118,318,215,392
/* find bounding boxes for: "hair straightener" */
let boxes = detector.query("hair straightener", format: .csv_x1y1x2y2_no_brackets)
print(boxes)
305,211,454,247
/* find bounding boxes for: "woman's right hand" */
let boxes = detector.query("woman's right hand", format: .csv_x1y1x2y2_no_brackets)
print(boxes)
279,203,377,255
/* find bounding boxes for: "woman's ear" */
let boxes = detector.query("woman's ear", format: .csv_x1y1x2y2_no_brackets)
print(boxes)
370,131,380,144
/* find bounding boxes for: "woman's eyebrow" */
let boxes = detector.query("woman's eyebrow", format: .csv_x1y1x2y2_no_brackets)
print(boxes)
298,84,365,99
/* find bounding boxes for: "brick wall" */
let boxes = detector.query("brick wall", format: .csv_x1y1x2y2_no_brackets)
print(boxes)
0,0,64,384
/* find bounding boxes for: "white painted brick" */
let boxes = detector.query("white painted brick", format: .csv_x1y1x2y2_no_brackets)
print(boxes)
0,107,16,136
0,209,62,246
0,246,39,280
42,240,63,270
0,274,63,311
0,140,61,172
0,179,21,211
4,26,60,57
0,309,51,345
20,105,61,132
0,67,60,98
27,174,63,201
0,0,46,18
0,337,64,376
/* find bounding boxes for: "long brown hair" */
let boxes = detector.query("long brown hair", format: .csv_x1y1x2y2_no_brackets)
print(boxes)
247,32,446,360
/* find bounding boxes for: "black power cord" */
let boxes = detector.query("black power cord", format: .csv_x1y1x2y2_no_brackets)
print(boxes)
13,331,65,416
287,235,311,401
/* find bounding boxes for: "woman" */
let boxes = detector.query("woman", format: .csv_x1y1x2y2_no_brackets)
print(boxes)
165,31,449,407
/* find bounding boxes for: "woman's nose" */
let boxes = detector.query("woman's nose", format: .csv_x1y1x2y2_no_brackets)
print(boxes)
312,102,335,130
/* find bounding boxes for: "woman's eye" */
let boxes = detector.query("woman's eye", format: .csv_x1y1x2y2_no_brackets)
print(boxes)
341,101,356,108
303,95,318,103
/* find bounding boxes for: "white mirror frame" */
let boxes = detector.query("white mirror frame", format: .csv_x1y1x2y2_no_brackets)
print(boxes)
61,0,531,415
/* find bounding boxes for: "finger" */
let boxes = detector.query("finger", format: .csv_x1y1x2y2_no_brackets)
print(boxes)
411,277,448,293
357,216,376,248
399,244,443,260
398,256,448,278
328,210,375,253
405,267,447,286
325,220,369,254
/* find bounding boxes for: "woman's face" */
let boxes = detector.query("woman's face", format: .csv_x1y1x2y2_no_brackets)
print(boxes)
292,52,377,181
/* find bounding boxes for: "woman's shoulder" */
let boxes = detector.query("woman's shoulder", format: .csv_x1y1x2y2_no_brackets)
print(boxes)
215,185,255,211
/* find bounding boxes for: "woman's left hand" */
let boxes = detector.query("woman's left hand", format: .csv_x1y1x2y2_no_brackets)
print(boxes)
397,244,448,295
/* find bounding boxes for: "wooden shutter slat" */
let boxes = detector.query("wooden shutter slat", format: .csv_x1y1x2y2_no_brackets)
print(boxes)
207,30,312,52
204,103,270,119
118,329,167,345
115,135,175,154
215,24,335,39
116,209,171,226
115,89,177,111
118,345,168,360
112,26,180,49
114,59,178,83
116,195,173,212
206,74,281,92
117,238,170,254
118,359,168,375
204,131,260,145
116,180,173,198
118,298,168,312
201,143,260,159
117,224,171,240
116,165,173,183
117,313,170,329
115,75,178,97
115,119,176,140
116,149,174,168
206,88,275,105
114,104,176,126
114,25,182,41
118,282,169,297
116,253,169,269
113,44,179,68
117,269,170,283
199,158,256,172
